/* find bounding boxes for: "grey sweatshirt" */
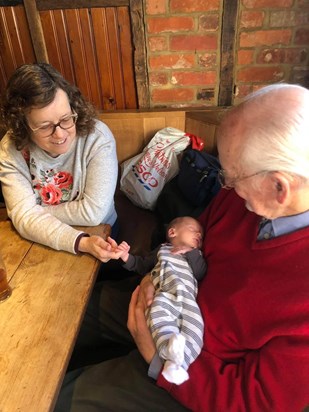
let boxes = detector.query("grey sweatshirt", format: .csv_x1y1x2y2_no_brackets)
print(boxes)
0,120,118,253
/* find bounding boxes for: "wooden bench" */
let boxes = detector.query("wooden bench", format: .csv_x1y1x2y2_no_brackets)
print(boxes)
98,108,226,255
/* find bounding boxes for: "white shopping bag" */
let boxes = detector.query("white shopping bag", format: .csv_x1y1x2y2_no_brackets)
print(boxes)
120,127,190,210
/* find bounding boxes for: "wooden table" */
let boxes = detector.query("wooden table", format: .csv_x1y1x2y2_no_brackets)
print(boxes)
0,221,110,412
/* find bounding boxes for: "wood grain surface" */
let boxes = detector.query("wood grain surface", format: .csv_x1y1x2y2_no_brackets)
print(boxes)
0,221,107,412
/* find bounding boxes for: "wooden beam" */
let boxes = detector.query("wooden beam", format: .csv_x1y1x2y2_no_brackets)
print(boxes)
36,0,129,11
129,0,150,108
218,0,238,106
23,0,48,62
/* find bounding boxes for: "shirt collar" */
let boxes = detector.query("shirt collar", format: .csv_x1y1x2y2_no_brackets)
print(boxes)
272,209,309,237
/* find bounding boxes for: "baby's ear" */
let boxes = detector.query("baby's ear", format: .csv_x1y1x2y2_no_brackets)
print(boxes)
168,227,176,238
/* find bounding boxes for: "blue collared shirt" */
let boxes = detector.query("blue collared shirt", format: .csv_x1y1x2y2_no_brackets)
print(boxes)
259,209,309,240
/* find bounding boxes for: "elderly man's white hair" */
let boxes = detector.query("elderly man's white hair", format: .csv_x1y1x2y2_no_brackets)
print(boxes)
222,83,309,181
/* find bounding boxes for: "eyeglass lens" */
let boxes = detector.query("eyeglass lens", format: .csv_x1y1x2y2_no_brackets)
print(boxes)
34,114,77,137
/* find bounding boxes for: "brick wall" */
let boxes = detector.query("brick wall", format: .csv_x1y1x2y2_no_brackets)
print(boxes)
144,0,309,108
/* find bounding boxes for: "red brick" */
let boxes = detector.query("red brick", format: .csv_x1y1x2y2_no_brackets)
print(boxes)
234,83,273,104
242,0,293,8
240,30,291,47
198,53,217,67
149,72,168,86
290,67,309,85
148,36,168,52
297,0,309,8
237,49,254,65
196,88,215,101
171,71,216,85
286,48,308,64
151,88,195,102
149,54,195,69
237,66,285,82
295,28,309,45
170,0,220,13
171,34,217,51
270,11,296,27
234,84,253,99
240,11,264,28
256,48,285,64
199,14,220,31
295,11,309,25
256,48,308,64
146,0,166,15
147,17,194,33
252,84,269,92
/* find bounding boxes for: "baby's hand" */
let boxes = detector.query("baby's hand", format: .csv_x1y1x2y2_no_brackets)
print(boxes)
116,241,130,262
171,246,194,255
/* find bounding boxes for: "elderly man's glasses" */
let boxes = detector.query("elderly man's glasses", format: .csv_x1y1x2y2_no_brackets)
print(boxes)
28,113,78,138
218,169,268,190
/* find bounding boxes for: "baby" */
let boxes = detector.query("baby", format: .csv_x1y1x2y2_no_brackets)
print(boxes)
117,216,207,384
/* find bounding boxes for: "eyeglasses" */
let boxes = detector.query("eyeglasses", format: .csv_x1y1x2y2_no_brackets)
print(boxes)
218,169,268,190
28,112,78,138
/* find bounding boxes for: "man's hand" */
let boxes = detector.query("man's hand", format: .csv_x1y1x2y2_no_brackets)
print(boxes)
78,235,123,262
127,285,156,364
139,274,155,307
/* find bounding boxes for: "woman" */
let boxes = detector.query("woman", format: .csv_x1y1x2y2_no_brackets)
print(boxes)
0,63,121,261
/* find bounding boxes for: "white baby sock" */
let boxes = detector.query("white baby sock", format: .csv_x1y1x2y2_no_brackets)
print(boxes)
161,333,189,385
162,360,189,385
166,332,186,364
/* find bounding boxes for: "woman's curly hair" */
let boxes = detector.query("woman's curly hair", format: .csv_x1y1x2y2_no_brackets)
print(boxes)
0,63,97,150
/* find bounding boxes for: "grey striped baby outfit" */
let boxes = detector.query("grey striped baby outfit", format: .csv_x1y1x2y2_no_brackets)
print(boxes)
146,244,204,371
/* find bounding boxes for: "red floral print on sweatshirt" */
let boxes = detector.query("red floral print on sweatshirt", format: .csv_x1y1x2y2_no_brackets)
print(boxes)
35,169,74,205
41,183,63,205
22,150,74,205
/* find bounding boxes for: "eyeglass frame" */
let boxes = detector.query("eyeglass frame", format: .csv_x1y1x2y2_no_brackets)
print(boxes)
28,112,78,138
218,169,269,190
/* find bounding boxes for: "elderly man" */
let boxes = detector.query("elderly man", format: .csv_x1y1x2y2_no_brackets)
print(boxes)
55,84,309,412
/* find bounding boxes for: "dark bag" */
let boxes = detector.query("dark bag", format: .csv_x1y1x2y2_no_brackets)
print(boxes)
177,148,221,207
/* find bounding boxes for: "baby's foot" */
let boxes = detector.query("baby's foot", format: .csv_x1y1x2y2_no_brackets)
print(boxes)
166,333,186,365
162,360,189,385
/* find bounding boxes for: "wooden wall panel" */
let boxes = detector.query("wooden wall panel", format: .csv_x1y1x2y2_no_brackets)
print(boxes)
0,5,35,92
117,7,137,109
92,8,116,110
39,10,75,83
0,3,139,110
105,8,125,108
39,6,137,111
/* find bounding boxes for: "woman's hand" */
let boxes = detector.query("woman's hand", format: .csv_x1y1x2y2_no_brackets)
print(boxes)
78,235,123,262
127,285,156,364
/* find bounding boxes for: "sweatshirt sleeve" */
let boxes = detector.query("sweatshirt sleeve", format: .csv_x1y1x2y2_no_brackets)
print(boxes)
185,248,207,281
0,135,91,253
123,247,159,275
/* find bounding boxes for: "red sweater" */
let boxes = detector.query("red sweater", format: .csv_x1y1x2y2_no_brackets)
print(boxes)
157,189,309,411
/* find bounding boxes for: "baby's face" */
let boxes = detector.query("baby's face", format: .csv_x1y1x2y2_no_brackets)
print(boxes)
173,218,203,249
